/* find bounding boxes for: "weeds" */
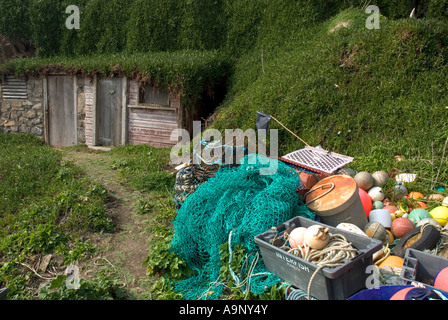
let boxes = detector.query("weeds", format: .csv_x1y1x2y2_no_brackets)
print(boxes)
0,133,117,299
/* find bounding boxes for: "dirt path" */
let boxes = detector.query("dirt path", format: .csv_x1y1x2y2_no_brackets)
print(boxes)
60,146,152,297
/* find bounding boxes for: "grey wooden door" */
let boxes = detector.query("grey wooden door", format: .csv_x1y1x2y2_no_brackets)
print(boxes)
48,76,76,147
97,78,123,146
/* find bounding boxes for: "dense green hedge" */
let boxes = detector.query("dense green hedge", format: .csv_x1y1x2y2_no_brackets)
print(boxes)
2,0,447,58
0,0,32,41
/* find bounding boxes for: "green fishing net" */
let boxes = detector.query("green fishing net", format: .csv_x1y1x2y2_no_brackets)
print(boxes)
170,154,316,300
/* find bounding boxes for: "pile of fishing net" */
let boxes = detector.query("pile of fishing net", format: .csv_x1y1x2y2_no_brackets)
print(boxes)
173,164,220,210
170,154,316,299
173,139,243,210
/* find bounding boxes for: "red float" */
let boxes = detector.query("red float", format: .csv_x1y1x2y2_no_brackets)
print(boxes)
391,217,415,238
359,188,372,218
383,205,398,214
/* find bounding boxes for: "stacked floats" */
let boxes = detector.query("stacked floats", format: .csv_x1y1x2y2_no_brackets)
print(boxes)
299,168,447,276
348,170,448,268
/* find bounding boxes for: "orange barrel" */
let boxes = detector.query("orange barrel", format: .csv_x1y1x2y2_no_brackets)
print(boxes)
305,174,368,229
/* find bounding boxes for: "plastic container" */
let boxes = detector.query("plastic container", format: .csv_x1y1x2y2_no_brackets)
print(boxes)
305,175,368,229
400,248,448,295
254,216,382,300
369,209,393,228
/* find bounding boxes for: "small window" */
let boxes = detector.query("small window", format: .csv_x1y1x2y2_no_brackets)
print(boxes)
2,76,27,100
139,84,169,106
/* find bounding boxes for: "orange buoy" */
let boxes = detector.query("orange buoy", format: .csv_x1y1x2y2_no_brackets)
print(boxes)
416,201,428,209
378,255,404,269
384,205,398,214
429,194,445,200
408,192,424,200
390,287,414,300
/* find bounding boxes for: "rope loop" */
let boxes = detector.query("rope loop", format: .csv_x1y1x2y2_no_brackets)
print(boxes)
304,182,335,205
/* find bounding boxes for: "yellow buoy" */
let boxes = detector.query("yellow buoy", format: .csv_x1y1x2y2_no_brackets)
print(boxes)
385,229,394,245
430,206,448,226
395,209,405,218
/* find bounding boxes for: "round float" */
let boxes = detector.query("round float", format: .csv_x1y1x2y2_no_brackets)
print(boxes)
430,206,448,227
391,217,415,238
354,171,374,191
408,209,432,225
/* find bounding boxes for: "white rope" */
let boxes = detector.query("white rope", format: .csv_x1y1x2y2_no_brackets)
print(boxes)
286,233,358,300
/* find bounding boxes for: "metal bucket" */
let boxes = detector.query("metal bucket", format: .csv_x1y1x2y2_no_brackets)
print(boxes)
305,174,368,229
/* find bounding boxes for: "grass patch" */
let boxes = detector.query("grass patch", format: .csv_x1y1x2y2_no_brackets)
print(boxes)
0,133,119,299
108,144,176,194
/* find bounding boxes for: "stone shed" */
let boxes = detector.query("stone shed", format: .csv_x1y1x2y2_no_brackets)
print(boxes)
0,73,223,148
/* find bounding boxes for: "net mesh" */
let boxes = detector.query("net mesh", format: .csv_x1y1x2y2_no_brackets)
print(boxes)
170,154,316,300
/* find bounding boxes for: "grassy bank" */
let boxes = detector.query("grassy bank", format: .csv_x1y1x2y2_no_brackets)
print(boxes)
212,9,448,187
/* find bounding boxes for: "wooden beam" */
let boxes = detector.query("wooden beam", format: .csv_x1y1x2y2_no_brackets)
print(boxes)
121,76,128,146
92,75,98,146
43,76,49,144
73,76,78,146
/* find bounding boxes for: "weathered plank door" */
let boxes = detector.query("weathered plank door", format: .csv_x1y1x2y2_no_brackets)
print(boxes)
47,76,76,147
128,107,179,147
96,78,123,146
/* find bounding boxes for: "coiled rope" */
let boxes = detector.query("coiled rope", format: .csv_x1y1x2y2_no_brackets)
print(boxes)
272,229,358,300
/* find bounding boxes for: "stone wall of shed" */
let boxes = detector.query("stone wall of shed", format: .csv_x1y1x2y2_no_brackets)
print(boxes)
0,78,44,138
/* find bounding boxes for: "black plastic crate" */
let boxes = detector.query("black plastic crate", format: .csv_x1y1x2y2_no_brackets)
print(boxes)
400,248,448,295
254,216,382,300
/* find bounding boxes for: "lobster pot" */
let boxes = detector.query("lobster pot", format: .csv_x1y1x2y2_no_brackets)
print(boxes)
305,175,368,229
